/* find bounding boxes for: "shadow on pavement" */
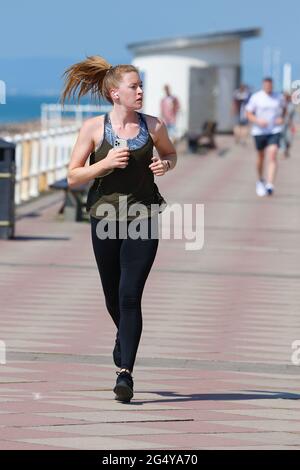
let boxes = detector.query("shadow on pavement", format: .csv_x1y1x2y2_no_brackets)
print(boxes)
11,236,70,241
132,390,300,405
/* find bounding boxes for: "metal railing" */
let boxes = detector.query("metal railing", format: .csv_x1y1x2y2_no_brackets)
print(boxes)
3,125,81,205
41,103,112,128
1,103,114,205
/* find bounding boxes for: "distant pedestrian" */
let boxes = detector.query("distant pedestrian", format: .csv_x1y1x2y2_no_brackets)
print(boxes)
281,92,296,158
245,77,286,197
232,84,251,145
160,84,180,145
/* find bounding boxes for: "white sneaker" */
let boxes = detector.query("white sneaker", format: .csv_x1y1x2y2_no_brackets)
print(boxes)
256,180,267,197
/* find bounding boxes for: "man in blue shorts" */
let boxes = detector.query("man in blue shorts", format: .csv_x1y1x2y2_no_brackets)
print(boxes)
245,77,286,196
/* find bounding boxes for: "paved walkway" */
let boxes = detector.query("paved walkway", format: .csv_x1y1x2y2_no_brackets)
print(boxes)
0,134,300,450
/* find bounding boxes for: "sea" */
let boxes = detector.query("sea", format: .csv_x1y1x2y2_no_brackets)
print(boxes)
0,94,104,124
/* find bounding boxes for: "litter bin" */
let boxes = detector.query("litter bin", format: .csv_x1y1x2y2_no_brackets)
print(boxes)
0,139,16,239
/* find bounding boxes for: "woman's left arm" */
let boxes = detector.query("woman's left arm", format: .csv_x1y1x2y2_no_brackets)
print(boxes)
149,118,177,176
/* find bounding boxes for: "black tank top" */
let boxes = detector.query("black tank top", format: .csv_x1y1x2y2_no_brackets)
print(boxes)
86,112,167,221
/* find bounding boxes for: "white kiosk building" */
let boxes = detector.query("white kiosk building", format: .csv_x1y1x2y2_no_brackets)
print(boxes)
127,28,261,135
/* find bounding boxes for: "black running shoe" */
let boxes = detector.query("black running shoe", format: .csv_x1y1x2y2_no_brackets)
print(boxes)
113,331,121,368
113,370,134,403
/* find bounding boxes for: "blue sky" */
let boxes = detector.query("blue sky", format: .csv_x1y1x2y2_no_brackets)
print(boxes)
0,0,298,94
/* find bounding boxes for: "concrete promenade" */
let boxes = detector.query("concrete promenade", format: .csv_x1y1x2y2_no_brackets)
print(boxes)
0,134,300,450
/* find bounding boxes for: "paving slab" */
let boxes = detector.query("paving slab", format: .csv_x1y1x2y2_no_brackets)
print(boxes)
1,135,300,449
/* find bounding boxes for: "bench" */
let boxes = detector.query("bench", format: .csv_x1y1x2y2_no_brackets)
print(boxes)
49,177,89,222
186,121,217,154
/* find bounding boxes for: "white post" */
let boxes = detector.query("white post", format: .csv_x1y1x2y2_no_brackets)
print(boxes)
272,48,281,92
29,135,40,198
47,131,56,186
14,140,22,205
283,63,292,93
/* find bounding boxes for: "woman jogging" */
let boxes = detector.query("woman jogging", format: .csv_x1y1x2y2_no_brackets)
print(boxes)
60,55,177,403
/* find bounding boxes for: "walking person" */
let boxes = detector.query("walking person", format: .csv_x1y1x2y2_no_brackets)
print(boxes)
232,83,251,145
245,77,286,197
160,84,180,145
281,92,296,158
60,55,177,403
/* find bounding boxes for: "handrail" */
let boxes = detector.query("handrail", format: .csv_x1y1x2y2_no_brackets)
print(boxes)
3,125,81,204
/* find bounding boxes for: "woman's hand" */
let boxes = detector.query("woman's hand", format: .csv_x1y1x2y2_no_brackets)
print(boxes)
149,156,169,176
104,147,130,170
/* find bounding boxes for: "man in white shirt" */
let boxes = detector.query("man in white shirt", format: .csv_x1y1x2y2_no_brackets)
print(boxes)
245,77,286,196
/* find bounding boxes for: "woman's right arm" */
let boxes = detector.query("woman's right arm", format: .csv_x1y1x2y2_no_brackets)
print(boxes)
67,120,112,188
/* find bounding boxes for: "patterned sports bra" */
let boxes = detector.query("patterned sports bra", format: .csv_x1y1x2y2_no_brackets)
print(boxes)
95,112,149,152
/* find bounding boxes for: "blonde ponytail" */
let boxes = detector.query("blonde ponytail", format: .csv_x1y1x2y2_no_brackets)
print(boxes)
60,55,139,106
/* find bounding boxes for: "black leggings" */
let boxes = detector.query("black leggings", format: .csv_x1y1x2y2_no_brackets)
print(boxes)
90,215,159,372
